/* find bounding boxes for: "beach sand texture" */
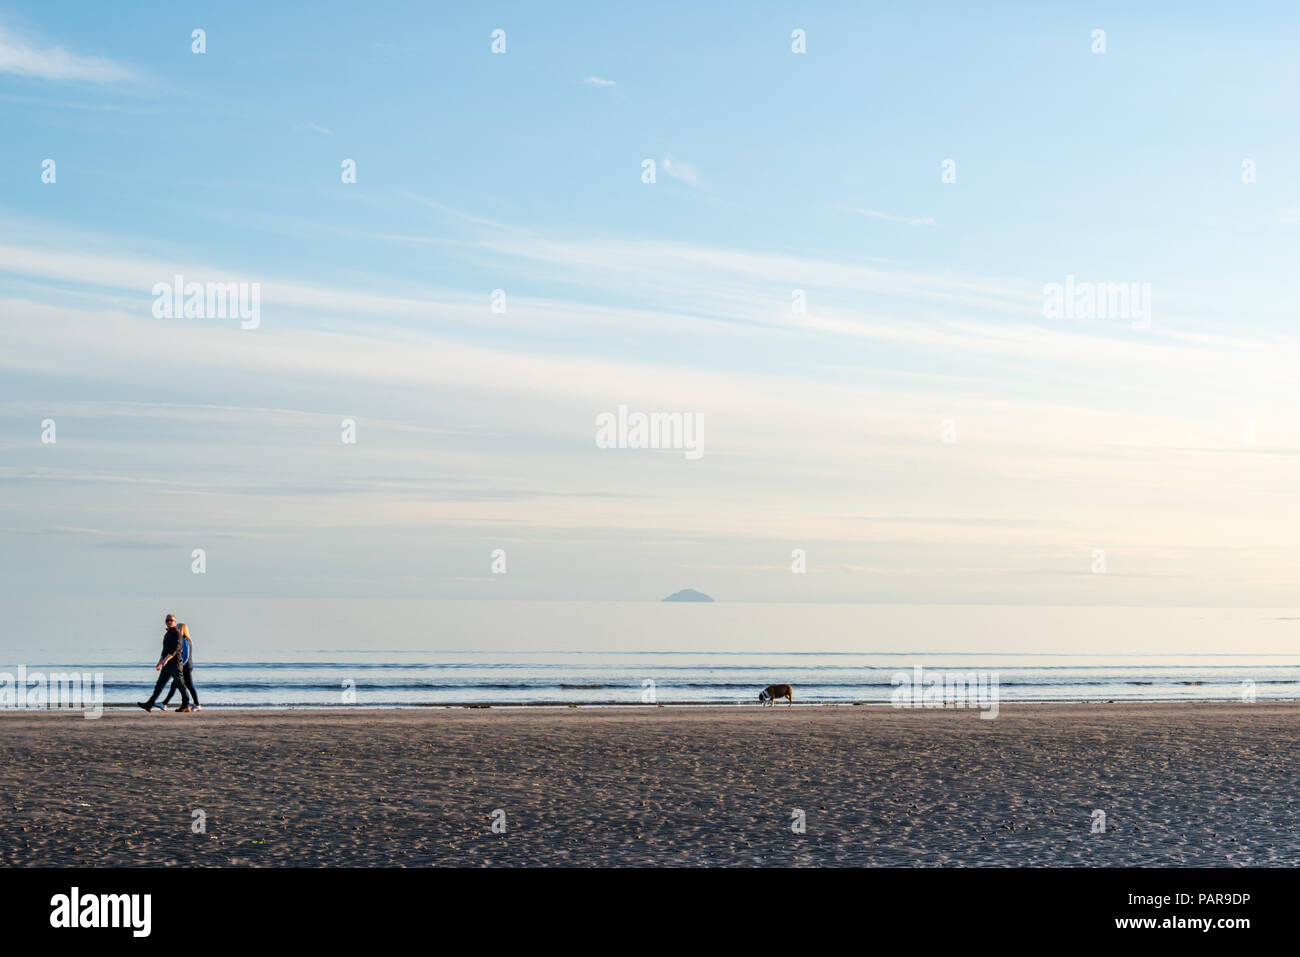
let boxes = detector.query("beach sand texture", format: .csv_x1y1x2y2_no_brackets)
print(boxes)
1,702,1295,866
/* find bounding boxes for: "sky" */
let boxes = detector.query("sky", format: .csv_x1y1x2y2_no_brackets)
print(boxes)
1,1,1299,604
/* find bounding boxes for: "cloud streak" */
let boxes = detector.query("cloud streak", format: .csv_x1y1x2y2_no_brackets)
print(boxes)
661,154,701,186
5,210,1300,602
852,208,937,227
0,22,137,83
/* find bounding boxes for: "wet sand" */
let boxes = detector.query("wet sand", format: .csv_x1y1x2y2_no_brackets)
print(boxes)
1,702,1295,866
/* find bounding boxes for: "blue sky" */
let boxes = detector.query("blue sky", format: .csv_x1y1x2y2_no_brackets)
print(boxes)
2,1,1299,603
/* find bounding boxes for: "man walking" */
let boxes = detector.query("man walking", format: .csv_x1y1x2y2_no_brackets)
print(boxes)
137,613,191,712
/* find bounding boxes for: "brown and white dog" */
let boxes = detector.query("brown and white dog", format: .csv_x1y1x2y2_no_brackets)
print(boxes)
758,683,793,706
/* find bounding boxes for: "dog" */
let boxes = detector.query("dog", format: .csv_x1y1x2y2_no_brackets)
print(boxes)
758,683,793,706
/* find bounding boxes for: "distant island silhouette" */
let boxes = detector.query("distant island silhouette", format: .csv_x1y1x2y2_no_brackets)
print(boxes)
662,588,714,602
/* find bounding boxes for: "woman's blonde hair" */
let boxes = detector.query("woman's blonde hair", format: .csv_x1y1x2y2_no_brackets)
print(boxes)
179,623,191,640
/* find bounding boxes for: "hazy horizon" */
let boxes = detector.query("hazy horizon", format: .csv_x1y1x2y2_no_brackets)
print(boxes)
7,599,1300,659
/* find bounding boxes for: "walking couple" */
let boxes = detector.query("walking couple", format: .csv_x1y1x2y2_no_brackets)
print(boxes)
138,613,202,713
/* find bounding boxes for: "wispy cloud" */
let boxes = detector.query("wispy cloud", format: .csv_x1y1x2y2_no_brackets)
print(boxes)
851,208,937,227
399,191,516,231
4,225,1298,601
293,121,333,136
582,76,616,87
0,91,166,114
0,21,136,84
661,153,701,186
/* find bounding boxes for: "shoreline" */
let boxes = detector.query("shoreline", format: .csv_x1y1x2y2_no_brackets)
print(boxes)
2,701,1297,866
10,694,1295,713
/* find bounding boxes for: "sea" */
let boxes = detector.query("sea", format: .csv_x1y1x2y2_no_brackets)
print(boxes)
3,600,1298,708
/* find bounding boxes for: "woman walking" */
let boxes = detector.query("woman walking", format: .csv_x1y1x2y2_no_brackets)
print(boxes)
161,622,201,712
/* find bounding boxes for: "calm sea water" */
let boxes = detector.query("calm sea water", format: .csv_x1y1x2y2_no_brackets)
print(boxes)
4,600,1299,707
19,652,1296,708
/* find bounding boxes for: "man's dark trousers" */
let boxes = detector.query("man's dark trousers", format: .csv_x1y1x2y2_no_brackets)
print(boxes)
145,659,189,709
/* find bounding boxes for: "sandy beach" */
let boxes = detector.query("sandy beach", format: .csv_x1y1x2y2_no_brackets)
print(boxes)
1,702,1296,867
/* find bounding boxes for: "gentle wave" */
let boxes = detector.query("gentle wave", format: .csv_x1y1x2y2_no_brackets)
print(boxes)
12,654,1300,706
84,677,1300,692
